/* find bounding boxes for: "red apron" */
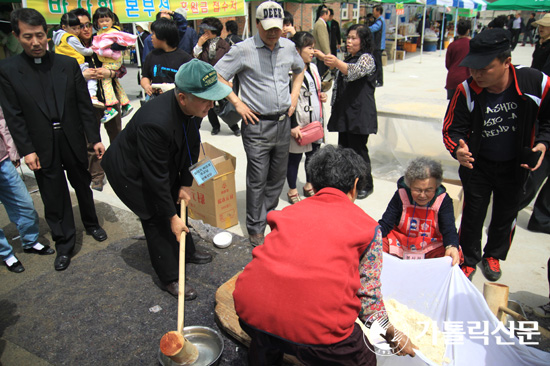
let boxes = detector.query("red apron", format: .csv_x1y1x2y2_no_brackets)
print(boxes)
385,188,445,259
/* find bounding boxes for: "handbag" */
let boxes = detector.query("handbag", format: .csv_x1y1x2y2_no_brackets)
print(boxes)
213,99,241,127
115,64,127,79
296,121,324,146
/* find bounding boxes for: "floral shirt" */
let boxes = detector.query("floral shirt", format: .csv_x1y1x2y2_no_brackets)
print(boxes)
357,226,386,323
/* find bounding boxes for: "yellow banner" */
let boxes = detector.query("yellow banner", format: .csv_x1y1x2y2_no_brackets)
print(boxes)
22,0,245,24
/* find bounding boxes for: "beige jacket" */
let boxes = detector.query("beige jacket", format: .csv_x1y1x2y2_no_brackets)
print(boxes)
313,18,331,55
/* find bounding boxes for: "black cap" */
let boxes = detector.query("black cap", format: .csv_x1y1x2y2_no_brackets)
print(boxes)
459,28,511,69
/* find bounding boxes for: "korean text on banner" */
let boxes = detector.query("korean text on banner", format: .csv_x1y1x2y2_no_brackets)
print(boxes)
22,0,246,24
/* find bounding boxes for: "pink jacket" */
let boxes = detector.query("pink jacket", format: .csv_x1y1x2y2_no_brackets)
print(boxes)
92,30,137,60
0,107,19,163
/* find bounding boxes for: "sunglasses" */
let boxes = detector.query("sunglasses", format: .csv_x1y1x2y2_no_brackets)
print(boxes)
80,23,93,29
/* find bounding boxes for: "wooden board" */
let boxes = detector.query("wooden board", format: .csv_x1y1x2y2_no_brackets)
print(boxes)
214,272,302,365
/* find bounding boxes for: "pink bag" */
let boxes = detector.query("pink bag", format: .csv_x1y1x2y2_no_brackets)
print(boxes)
296,121,324,146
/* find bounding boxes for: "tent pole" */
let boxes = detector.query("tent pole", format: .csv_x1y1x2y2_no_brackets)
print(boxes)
357,0,360,24
454,6,458,40
393,6,398,72
420,5,426,64
439,6,446,57
243,2,249,39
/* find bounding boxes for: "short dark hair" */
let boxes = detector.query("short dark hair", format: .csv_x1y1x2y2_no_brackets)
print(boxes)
284,10,294,26
291,31,315,50
92,7,116,29
226,20,238,35
488,15,507,29
10,8,47,36
457,19,471,36
374,5,384,15
348,24,373,54
151,18,179,48
329,8,334,16
320,9,329,17
496,49,512,63
70,8,92,22
201,17,223,36
60,12,81,28
307,145,369,194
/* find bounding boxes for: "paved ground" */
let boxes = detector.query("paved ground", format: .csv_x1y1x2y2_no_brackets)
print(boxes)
1,43,549,365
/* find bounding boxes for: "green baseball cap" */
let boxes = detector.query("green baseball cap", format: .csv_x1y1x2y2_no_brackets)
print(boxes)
174,59,232,100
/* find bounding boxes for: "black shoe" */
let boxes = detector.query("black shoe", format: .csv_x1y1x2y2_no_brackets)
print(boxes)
211,128,220,135
86,226,108,242
23,245,55,255
5,260,25,273
233,128,241,137
186,250,212,264
54,255,71,271
357,188,373,200
161,281,197,301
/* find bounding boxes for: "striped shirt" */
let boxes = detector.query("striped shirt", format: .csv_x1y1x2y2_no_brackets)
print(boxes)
215,33,304,115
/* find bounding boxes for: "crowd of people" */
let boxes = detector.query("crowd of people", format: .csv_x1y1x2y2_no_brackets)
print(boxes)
0,3,550,364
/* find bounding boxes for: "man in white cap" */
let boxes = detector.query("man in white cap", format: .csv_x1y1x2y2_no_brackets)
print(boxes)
102,59,232,301
215,1,305,247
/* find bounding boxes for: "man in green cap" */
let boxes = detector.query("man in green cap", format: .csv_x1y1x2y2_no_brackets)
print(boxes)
102,59,232,301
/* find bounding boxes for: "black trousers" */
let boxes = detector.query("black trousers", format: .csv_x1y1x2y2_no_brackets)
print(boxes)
372,48,384,85
140,206,196,284
208,108,239,132
34,129,99,255
286,143,320,190
519,154,550,231
239,319,376,366
459,158,520,267
338,132,374,191
511,29,521,50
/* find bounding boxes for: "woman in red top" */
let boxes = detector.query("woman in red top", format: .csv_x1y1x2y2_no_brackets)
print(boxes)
234,145,415,365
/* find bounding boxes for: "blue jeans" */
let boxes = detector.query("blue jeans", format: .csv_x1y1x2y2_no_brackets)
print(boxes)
0,159,39,260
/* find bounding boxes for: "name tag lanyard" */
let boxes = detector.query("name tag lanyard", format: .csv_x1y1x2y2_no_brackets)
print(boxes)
182,117,218,186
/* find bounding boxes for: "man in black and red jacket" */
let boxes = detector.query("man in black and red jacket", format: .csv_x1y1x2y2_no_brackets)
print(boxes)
443,28,550,282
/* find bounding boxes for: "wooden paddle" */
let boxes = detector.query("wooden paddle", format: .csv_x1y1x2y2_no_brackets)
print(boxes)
159,202,199,364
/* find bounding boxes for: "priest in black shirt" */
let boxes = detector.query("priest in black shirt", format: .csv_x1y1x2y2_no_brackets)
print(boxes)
0,8,107,271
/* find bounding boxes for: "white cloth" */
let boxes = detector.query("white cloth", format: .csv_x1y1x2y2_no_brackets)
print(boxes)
377,253,550,366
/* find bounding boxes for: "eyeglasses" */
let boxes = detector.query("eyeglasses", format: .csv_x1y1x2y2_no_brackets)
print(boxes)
80,23,93,29
411,188,435,195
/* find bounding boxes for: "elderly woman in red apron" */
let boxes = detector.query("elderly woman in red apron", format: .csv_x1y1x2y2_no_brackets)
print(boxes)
379,157,463,266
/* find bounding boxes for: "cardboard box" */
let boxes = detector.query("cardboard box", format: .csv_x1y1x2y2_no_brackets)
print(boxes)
443,179,463,220
188,143,238,229
396,50,406,60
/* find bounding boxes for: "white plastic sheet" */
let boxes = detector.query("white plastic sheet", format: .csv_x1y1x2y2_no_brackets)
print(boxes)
376,254,550,366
